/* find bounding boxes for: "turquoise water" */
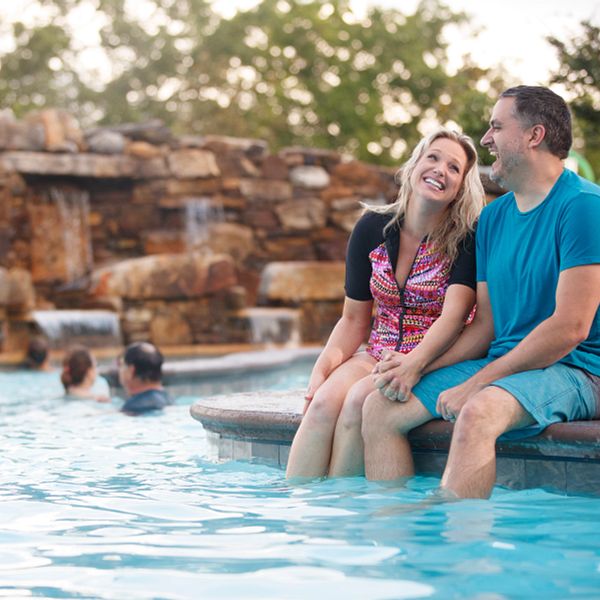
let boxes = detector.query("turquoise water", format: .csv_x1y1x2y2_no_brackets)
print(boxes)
1,366,599,599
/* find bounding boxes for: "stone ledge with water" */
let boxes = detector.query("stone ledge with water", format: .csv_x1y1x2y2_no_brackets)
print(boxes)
32,309,123,349
175,346,600,497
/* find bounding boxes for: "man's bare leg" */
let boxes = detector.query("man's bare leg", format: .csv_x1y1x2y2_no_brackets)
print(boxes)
441,386,535,498
286,354,374,479
328,375,377,477
362,390,434,481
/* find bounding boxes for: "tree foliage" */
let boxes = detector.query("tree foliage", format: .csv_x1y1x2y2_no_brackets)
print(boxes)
0,21,77,117
549,21,600,178
0,0,504,165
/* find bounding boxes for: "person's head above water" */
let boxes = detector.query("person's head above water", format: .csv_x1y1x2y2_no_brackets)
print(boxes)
24,336,52,371
118,342,164,394
61,345,97,393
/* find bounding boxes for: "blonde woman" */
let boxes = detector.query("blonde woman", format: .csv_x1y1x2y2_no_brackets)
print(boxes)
286,129,486,479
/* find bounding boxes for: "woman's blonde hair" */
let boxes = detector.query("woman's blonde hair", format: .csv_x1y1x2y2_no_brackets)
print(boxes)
367,128,485,261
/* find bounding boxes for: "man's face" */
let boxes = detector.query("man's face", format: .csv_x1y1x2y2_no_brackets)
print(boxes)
481,97,530,188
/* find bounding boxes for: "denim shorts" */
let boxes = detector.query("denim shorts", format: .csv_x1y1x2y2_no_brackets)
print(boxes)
412,358,599,439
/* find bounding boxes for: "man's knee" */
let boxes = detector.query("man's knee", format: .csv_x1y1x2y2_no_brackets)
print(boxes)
454,387,515,441
362,391,386,437
363,390,432,437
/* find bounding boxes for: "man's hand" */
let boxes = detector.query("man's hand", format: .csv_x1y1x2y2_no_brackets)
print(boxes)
436,379,486,422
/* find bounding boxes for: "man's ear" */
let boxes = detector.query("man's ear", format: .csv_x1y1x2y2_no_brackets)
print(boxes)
528,124,546,149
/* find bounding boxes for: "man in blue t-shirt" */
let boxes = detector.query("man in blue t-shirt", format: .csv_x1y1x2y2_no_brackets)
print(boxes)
119,342,173,414
362,86,600,498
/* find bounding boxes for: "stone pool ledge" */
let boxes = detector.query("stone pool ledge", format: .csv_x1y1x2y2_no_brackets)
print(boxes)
190,391,600,496
101,345,322,386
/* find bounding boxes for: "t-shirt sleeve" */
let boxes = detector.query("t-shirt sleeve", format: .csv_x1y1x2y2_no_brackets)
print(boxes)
448,229,477,290
559,192,600,271
476,206,492,282
344,211,387,301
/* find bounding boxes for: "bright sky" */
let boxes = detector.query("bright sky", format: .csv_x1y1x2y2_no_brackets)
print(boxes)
2,0,599,86
413,0,600,84
212,0,600,85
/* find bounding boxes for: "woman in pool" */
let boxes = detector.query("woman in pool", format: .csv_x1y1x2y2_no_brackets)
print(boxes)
286,128,486,479
61,345,111,403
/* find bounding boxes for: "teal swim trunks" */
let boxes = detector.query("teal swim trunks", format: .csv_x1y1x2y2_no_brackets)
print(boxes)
412,358,598,439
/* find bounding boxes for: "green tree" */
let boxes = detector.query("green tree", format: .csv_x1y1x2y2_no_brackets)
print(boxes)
145,0,501,164
549,21,600,179
0,21,78,117
0,0,503,165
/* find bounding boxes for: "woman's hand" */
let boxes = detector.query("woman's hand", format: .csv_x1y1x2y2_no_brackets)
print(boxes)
372,352,423,403
303,367,328,414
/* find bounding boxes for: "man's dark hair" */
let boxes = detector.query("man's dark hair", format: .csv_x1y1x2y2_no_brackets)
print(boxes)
25,336,49,368
500,85,572,159
123,342,164,382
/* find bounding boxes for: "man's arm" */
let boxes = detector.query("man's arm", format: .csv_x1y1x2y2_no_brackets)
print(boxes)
437,264,600,416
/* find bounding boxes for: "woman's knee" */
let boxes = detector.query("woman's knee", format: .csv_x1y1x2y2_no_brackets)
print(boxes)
338,385,370,430
303,387,345,428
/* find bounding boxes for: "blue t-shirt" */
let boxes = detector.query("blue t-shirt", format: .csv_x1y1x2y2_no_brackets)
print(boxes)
476,169,600,375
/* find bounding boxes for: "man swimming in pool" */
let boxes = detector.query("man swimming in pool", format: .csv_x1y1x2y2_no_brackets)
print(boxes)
118,342,173,414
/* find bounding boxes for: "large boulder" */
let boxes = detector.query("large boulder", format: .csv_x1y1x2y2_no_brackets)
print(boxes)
88,253,238,301
258,261,345,303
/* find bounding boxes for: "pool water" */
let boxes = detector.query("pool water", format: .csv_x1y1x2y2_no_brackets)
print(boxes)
1,367,599,599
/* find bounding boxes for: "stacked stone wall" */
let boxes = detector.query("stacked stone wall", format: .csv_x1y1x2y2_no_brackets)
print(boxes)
0,109,503,351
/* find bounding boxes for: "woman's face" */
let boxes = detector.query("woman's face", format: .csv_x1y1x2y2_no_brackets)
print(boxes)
411,138,469,206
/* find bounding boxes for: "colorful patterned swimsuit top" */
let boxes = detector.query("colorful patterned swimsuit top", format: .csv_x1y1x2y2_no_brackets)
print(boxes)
366,239,452,360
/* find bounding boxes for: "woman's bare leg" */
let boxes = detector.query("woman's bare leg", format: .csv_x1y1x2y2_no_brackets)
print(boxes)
328,375,377,477
286,354,375,479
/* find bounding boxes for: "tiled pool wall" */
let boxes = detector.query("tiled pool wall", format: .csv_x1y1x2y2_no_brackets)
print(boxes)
204,432,600,495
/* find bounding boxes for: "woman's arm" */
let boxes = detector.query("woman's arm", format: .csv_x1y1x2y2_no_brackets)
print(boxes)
373,283,475,400
426,282,495,372
306,297,373,401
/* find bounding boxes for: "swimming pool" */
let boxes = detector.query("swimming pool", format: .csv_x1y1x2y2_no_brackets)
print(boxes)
1,362,599,598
